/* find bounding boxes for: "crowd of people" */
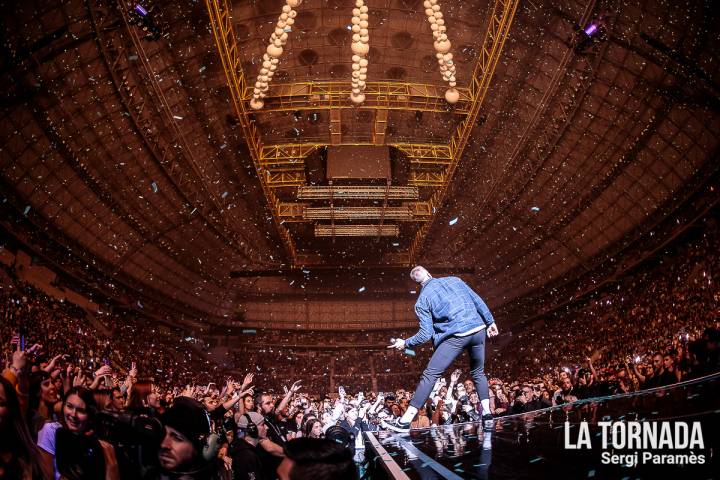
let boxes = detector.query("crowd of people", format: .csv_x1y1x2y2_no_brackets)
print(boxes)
1,214,718,478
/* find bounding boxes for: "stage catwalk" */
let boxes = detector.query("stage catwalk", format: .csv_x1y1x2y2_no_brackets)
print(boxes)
364,373,720,479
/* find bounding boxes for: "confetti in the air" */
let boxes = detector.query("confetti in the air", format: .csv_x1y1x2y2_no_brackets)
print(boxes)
358,287,366,292
531,206,540,212
449,217,458,225
151,181,158,193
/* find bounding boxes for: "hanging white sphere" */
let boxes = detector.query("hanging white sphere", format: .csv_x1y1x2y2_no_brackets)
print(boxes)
438,33,448,42
423,0,432,8
445,88,460,104
434,39,451,53
286,18,295,26
436,52,444,59
434,11,443,19
351,41,369,55
263,60,272,69
263,53,271,62
430,22,439,30
352,24,361,33
352,70,360,78
280,32,289,43
353,8,361,16
289,10,297,18
359,58,368,67
449,75,456,83
260,68,269,76
269,63,277,72
425,8,434,16
352,33,361,42
437,20,445,27
271,57,279,65
443,52,453,62
350,92,365,104
352,55,361,63
280,12,288,21
352,86,361,94
277,20,286,29
360,5,368,13
253,87,261,95
273,37,283,47
274,27,284,36
432,4,440,11
287,0,302,7
359,28,368,36
359,12,368,20
359,73,367,80
267,43,283,57
352,63,361,71
250,97,264,110
449,81,457,87
357,81,366,89
258,91,266,98
355,0,364,7
351,16,361,25
282,5,291,13
359,20,368,28
360,35,369,43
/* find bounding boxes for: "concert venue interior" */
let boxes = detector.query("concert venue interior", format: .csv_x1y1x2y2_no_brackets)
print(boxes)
0,0,718,479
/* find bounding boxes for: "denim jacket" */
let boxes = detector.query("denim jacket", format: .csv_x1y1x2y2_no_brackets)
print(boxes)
405,276,495,348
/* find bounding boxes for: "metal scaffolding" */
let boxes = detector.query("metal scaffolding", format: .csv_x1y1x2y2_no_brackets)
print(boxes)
408,0,520,261
245,81,472,114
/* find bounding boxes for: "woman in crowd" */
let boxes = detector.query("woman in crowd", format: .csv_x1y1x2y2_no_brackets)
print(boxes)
303,418,324,439
37,387,119,480
0,376,45,479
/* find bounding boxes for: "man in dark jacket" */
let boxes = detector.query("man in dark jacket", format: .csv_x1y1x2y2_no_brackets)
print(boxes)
231,412,272,480
384,266,499,432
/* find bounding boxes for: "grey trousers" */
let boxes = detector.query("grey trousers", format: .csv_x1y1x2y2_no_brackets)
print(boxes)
409,329,489,409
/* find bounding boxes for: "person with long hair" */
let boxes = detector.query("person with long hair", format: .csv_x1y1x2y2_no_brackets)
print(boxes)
0,376,46,479
302,418,324,439
37,387,119,480
126,379,154,411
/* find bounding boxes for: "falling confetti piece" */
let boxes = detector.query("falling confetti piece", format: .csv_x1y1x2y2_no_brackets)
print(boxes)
173,115,183,120
529,456,543,463
587,470,595,478
531,206,540,212
151,181,158,193
221,191,228,199
449,216,458,225
242,329,257,334
358,286,366,292
23,205,31,215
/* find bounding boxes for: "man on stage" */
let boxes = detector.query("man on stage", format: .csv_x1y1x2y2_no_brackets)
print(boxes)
383,266,499,432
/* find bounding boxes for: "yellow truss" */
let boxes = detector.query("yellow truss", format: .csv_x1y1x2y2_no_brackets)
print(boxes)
206,0,298,262
246,81,472,114
409,0,520,261
208,0,519,266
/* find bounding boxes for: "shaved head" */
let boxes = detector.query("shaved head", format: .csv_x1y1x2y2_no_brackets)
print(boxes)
410,266,431,283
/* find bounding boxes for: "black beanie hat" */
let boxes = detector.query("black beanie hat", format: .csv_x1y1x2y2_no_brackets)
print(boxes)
161,396,211,448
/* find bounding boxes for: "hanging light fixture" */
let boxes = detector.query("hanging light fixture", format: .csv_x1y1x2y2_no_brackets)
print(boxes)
250,0,303,110
349,0,370,104
423,0,459,104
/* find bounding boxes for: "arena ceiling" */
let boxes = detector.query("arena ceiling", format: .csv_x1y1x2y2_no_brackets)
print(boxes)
1,0,718,323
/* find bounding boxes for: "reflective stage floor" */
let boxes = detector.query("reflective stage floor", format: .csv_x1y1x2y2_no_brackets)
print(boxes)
364,373,720,479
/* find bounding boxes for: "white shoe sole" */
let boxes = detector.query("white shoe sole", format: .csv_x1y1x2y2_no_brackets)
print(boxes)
381,420,411,433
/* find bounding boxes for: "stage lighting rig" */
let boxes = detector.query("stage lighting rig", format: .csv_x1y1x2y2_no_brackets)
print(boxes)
572,14,609,54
